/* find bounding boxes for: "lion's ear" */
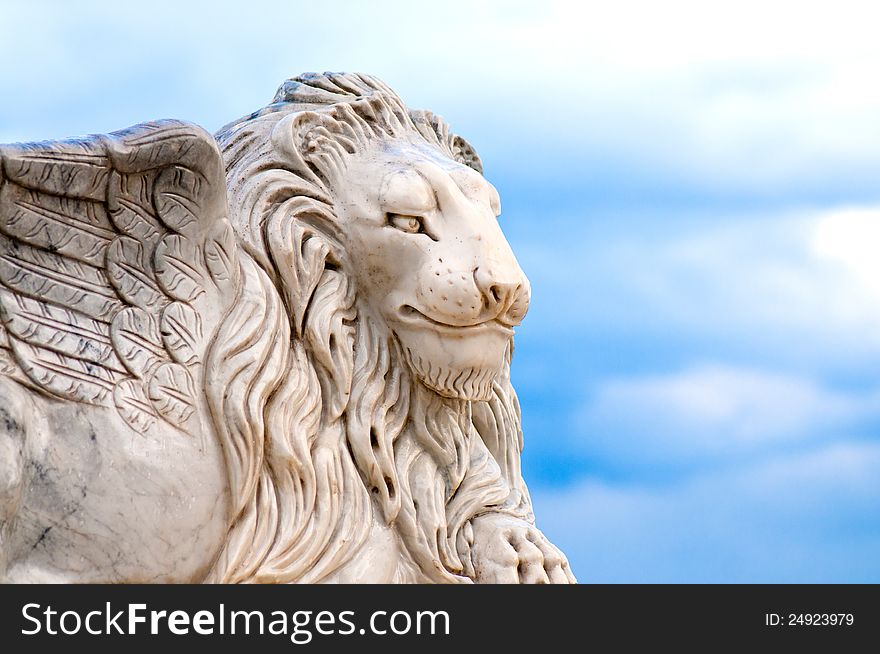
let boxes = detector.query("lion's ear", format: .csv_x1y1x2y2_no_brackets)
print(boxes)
450,135,483,175
276,110,359,178
409,109,484,175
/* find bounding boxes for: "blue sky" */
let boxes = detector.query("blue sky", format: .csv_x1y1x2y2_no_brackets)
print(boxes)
2,0,879,582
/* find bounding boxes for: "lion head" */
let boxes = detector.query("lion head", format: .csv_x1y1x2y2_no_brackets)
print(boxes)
205,73,533,583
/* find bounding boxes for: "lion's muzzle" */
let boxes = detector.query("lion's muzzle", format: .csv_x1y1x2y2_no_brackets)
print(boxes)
414,247,531,330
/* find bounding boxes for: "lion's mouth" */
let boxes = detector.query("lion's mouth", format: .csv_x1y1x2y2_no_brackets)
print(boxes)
397,304,514,336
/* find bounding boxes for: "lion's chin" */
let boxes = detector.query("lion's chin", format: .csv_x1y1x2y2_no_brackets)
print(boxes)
401,346,500,401
390,317,511,401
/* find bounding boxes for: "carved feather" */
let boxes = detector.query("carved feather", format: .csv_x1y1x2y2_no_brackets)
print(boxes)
0,232,122,320
154,234,204,302
148,362,196,429
1,138,111,200
0,184,115,266
7,338,121,405
160,302,201,366
113,377,158,433
110,306,165,379
106,235,167,309
107,170,164,243
0,289,123,372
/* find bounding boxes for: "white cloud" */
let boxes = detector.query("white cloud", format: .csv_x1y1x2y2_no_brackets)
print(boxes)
532,440,880,582
4,0,880,193
589,364,865,443
576,363,880,467
811,206,880,297
633,211,880,337
514,206,880,369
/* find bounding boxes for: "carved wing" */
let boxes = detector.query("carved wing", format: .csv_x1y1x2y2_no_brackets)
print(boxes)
0,121,239,433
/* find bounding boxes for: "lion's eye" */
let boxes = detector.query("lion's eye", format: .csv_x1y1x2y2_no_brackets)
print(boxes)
387,213,424,235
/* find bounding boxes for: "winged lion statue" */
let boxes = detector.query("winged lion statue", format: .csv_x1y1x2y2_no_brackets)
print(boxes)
0,72,574,583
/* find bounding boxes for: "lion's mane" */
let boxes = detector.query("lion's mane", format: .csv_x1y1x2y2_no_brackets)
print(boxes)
203,73,532,583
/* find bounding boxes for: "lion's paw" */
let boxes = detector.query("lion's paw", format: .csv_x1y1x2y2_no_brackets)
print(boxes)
468,514,576,584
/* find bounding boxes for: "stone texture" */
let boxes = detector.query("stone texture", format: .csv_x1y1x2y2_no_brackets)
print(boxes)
0,72,574,583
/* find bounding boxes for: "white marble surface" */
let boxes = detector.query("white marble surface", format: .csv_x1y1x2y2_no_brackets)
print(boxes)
0,72,574,583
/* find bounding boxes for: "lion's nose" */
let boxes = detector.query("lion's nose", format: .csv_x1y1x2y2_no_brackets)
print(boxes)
474,265,530,326
415,263,530,327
